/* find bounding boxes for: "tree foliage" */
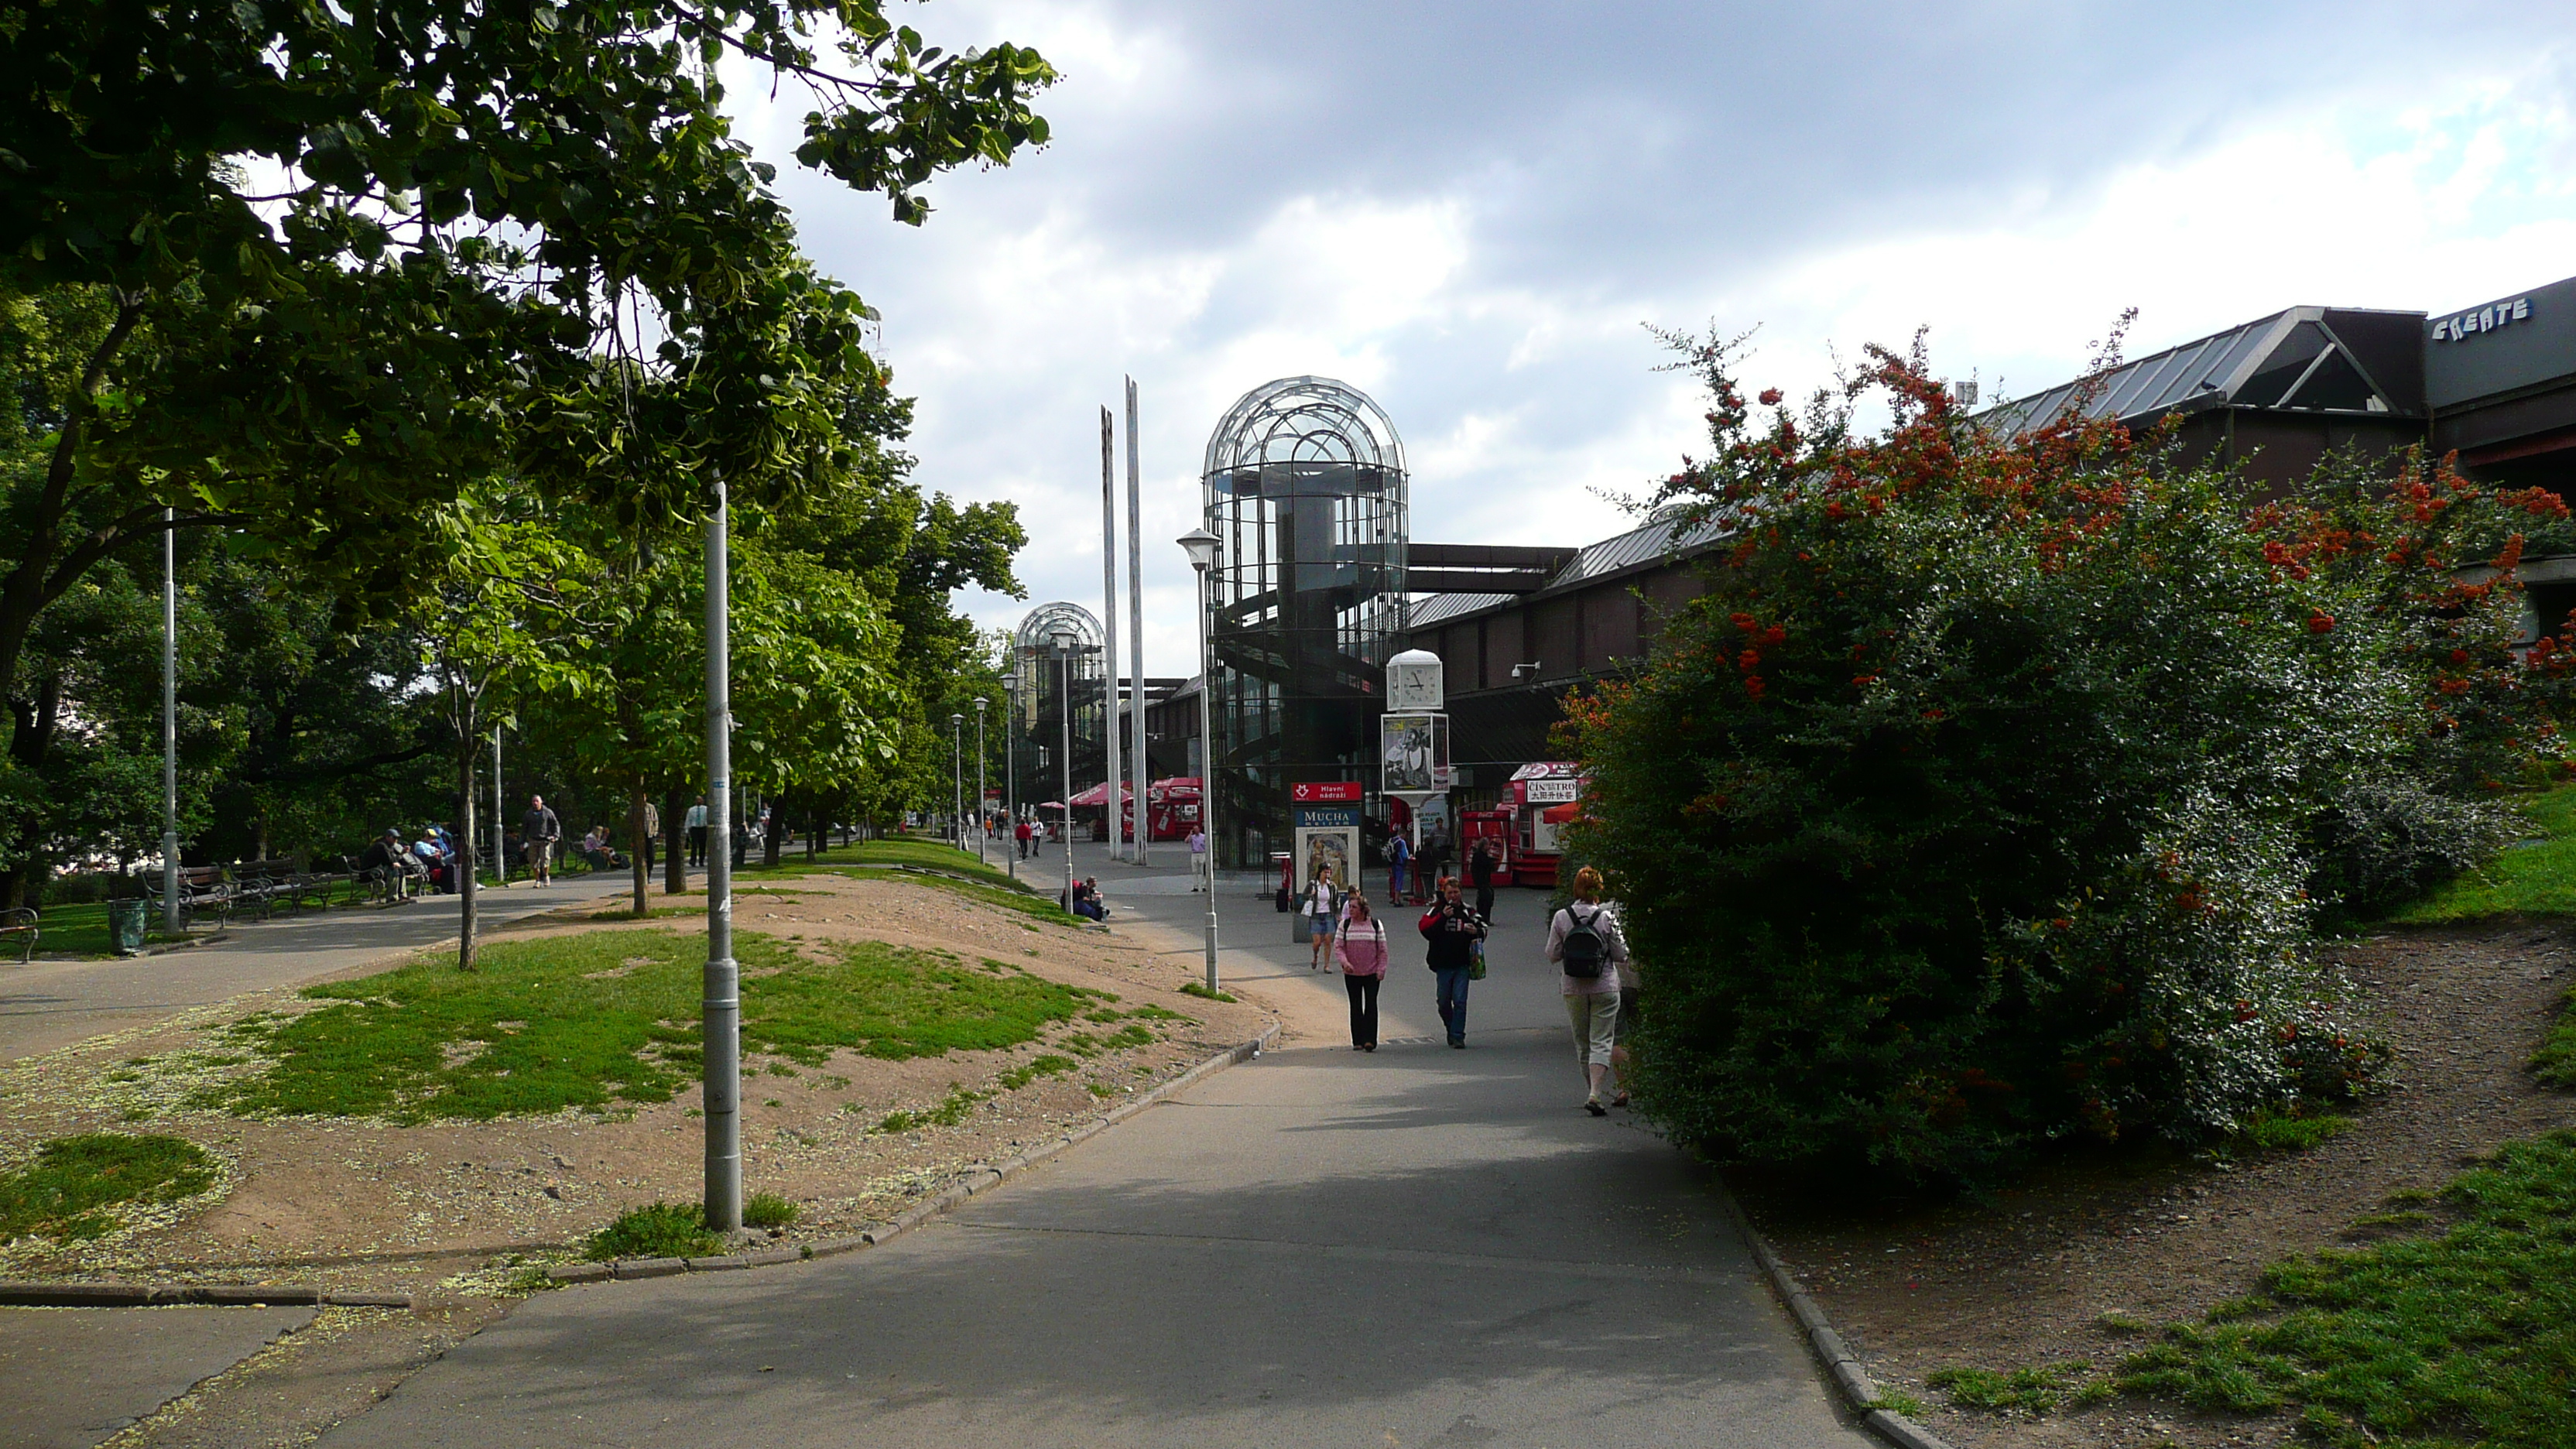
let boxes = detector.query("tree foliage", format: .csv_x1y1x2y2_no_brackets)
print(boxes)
1561,331,2575,1181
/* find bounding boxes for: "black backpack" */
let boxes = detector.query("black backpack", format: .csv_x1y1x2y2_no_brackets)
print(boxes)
1560,903,1606,979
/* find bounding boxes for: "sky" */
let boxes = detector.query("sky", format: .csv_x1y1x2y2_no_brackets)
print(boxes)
722,2,2576,680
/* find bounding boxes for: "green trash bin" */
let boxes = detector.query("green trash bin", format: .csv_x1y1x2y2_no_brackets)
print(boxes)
108,898,149,957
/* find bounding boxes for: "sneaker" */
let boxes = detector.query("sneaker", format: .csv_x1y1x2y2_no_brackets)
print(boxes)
1584,1099,1607,1117
1448,1040,1465,1050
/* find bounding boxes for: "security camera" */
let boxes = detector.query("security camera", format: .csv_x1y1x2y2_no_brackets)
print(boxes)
1510,661,1542,680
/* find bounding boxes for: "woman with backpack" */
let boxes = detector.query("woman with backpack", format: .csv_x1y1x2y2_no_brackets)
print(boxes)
1333,892,1390,1050
1547,866,1630,1115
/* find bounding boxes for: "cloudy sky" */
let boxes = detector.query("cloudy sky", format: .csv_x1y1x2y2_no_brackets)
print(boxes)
726,2,2576,679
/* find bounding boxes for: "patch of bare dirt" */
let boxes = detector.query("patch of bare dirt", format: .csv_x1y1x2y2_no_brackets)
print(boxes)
0,874,1276,1305
1730,920,2576,1449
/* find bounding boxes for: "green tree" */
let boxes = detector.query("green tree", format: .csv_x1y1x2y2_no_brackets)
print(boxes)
2,0,1055,898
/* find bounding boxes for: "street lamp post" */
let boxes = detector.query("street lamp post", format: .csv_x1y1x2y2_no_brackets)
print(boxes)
161,509,180,937
950,712,965,852
1177,527,1222,996
1002,677,1019,879
703,471,741,1235
1051,629,1077,910
974,697,989,865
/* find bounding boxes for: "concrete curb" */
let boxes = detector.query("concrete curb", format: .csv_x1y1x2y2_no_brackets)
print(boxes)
553,1023,1283,1285
1711,1188,1958,1449
0,1281,410,1309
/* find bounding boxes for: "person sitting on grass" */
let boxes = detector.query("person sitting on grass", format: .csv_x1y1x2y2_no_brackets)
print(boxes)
1070,878,1109,922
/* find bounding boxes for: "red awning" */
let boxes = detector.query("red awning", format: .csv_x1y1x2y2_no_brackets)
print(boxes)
1066,781,1126,808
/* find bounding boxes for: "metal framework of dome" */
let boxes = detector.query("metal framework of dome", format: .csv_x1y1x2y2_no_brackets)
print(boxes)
1197,376,1410,868
1010,602,1108,810
1204,375,1407,483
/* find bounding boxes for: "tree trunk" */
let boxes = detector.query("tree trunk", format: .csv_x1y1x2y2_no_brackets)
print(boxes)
628,776,650,917
457,707,480,971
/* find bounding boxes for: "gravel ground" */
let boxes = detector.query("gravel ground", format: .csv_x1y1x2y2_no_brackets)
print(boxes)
1730,919,2576,1449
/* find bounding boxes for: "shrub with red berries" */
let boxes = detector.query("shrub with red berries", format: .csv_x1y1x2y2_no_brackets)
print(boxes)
1559,328,2570,1182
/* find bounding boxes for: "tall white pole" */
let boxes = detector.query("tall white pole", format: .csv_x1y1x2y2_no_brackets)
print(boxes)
702,474,741,1235
492,725,505,888
1196,564,1219,995
1125,377,1148,866
975,698,988,864
1099,407,1122,860
1059,646,1076,906
1003,681,1018,879
160,510,180,935
951,714,964,851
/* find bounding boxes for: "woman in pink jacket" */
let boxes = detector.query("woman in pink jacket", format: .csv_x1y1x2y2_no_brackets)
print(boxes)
1334,892,1392,1051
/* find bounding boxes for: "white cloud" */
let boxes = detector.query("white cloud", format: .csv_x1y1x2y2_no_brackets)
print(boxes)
731,6,2576,677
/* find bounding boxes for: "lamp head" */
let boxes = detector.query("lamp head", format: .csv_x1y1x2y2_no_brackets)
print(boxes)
1050,629,1076,654
1176,527,1221,573
951,712,964,726
975,696,988,714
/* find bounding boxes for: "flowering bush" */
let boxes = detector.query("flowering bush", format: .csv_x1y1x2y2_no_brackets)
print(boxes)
1561,331,2574,1180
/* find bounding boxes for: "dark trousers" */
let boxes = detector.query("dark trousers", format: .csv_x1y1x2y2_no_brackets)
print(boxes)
1343,972,1382,1046
687,826,707,865
1434,966,1472,1044
1475,883,1494,919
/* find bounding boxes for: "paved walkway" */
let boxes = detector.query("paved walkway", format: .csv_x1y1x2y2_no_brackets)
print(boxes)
0,874,641,1064
315,844,1872,1447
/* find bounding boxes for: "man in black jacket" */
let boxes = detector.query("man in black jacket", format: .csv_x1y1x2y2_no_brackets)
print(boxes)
522,796,562,886
1418,876,1487,1048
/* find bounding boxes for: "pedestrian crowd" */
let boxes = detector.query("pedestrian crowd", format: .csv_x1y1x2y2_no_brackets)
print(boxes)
1310,855,1636,1116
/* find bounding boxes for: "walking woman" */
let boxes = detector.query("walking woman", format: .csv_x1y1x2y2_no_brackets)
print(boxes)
1334,892,1390,1050
1304,863,1341,969
1548,866,1630,1115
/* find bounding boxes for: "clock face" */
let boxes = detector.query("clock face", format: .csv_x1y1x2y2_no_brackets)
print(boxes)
1389,660,1444,711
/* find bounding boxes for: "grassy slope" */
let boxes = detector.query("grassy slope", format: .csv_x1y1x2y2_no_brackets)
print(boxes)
2387,785,2576,923
199,927,1106,1121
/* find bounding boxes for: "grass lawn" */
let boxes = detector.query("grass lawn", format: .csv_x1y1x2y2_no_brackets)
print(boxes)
0,1133,217,1243
2386,784,2576,923
818,867,1085,926
189,927,1108,1121
1928,1133,2576,1447
746,837,1029,892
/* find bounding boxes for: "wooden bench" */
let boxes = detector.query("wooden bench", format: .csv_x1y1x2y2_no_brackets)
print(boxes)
145,865,231,928
0,908,36,964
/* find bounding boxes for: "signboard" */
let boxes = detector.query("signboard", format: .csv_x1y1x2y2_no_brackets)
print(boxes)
1292,803,1360,896
1291,781,1365,803
1380,713,1451,795
1523,778,1580,804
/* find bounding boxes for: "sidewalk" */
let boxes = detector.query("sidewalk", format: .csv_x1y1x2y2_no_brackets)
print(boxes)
313,854,1875,1449
0,872,645,1064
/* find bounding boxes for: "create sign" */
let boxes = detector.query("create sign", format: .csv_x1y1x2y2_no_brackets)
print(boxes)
2433,296,2533,343
1291,781,1365,803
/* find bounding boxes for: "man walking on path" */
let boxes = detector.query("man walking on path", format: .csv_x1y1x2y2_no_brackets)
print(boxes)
1187,824,1208,890
685,795,709,867
1387,830,1410,904
1420,875,1486,1048
1469,839,1498,920
1016,817,1034,859
521,796,562,886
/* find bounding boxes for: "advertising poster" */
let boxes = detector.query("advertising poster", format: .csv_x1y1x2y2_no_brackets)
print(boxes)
1292,803,1361,895
1379,713,1450,794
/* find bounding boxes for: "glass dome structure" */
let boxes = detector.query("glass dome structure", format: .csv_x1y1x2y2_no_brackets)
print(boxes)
1012,602,1107,811
1201,376,1409,868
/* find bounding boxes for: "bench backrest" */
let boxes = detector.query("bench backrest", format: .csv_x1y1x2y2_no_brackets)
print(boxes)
180,865,226,889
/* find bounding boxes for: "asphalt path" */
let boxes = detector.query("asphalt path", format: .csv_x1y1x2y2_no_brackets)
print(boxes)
0,873,640,1064
318,843,1872,1447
